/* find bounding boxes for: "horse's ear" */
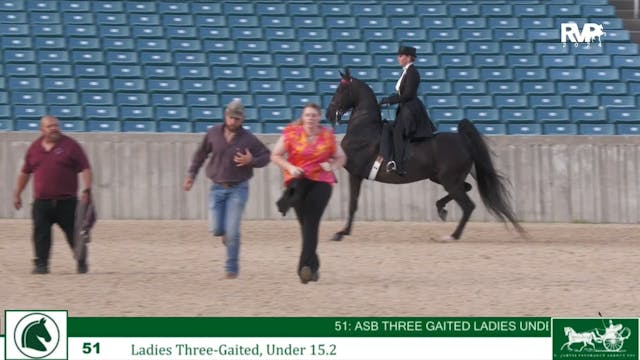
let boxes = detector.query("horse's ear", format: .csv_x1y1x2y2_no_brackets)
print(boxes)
344,68,351,79
40,318,46,324
339,71,344,78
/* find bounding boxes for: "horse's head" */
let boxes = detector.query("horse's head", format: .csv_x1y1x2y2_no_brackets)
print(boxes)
326,68,355,127
36,318,52,341
564,327,572,336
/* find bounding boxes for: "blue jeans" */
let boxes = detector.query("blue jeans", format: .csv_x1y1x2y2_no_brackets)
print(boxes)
209,181,249,275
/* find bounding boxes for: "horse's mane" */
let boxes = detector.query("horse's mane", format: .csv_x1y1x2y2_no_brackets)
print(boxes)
347,77,383,129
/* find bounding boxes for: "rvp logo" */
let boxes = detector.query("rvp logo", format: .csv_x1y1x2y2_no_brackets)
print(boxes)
561,22,606,48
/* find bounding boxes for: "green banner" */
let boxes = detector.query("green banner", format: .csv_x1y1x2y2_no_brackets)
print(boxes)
68,317,550,337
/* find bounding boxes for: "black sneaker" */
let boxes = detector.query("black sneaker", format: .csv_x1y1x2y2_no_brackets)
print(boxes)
77,262,88,274
299,266,312,284
310,271,319,282
32,265,48,274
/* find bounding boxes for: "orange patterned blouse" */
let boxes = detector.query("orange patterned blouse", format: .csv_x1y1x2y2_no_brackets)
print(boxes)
282,124,337,186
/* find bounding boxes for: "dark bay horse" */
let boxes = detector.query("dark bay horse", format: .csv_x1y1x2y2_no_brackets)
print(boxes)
326,69,524,241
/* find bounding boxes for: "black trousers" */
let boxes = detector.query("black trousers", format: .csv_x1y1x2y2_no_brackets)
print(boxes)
293,179,332,274
32,198,77,267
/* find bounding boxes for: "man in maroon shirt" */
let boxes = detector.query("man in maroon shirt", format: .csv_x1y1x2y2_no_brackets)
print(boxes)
183,100,270,279
13,115,93,274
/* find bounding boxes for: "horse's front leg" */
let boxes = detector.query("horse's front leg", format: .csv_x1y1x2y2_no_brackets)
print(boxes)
332,173,363,241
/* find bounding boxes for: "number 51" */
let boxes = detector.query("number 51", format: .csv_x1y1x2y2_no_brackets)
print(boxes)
82,342,100,354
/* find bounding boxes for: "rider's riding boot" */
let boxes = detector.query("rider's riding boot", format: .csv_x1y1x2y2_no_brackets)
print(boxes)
395,162,407,176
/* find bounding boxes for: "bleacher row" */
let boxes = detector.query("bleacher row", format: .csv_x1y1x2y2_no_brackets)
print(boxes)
0,0,639,134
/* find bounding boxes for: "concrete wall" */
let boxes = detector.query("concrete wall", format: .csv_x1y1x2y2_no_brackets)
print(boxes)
2,131,640,223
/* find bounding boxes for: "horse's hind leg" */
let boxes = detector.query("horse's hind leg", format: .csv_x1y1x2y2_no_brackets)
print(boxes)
443,182,475,240
435,182,472,221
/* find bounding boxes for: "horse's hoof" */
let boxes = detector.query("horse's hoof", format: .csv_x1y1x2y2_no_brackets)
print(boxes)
332,233,344,241
437,208,448,221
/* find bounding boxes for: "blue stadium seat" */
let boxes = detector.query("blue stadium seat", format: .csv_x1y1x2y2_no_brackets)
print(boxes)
166,27,197,39
12,77,42,89
15,120,41,131
0,24,29,36
123,121,156,132
461,29,492,42
423,82,452,95
613,55,640,68
116,93,149,106
179,66,210,79
565,95,598,108
468,42,500,54
245,67,277,80
616,124,640,134
280,67,310,79
250,80,282,93
0,92,8,104
0,120,13,130
96,13,126,25
593,82,627,95
537,109,570,122
496,29,526,41
549,69,583,81
5,50,35,63
621,68,640,81
36,37,66,49
270,41,301,53
417,4,446,17
429,109,464,122
542,55,575,68
127,2,157,13
46,92,78,105
503,109,535,122
425,96,459,108
460,95,492,108
495,95,527,108
72,51,103,64
551,83,587,98
509,123,541,135
429,29,460,41
536,43,569,55
513,68,547,81
194,122,217,132
240,53,272,66
191,107,223,121
466,109,500,122
144,65,176,79
475,55,506,67
121,106,153,120
480,69,513,81
263,122,289,134
289,95,322,108
446,69,477,81
601,95,635,108
87,120,120,133
113,79,145,92
62,1,91,12
152,94,183,106
59,121,85,131
284,81,315,94
85,106,118,120
314,68,340,81
543,124,577,135
255,94,287,107
109,65,142,78
182,79,214,92
585,68,620,81
522,82,554,94
40,64,72,77
2,37,31,49
220,94,253,107
577,55,611,68
481,4,512,16
309,54,339,67
476,123,506,135
75,64,108,77
390,17,420,29
43,78,72,90
274,54,305,66
609,109,640,123
103,39,135,51
215,80,247,93
260,108,292,122
93,2,123,12
489,17,519,29
579,124,614,135
106,52,138,64
49,106,82,119
514,4,546,16
156,107,188,120
453,82,486,94
174,52,204,64
572,109,606,122
530,95,563,108
186,94,217,107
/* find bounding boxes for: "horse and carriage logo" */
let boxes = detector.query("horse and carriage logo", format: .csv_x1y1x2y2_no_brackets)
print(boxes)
553,317,638,360
5,310,67,360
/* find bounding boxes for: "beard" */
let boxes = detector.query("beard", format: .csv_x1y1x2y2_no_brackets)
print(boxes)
47,131,61,142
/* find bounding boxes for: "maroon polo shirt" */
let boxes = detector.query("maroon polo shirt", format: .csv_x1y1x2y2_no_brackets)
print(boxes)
22,135,91,200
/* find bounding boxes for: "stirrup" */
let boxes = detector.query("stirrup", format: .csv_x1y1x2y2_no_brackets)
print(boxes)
386,161,396,173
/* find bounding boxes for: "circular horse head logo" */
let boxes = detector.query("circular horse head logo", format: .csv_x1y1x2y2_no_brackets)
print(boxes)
13,313,60,359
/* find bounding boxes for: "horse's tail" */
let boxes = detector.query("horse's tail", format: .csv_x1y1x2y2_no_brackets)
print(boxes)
457,119,525,235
